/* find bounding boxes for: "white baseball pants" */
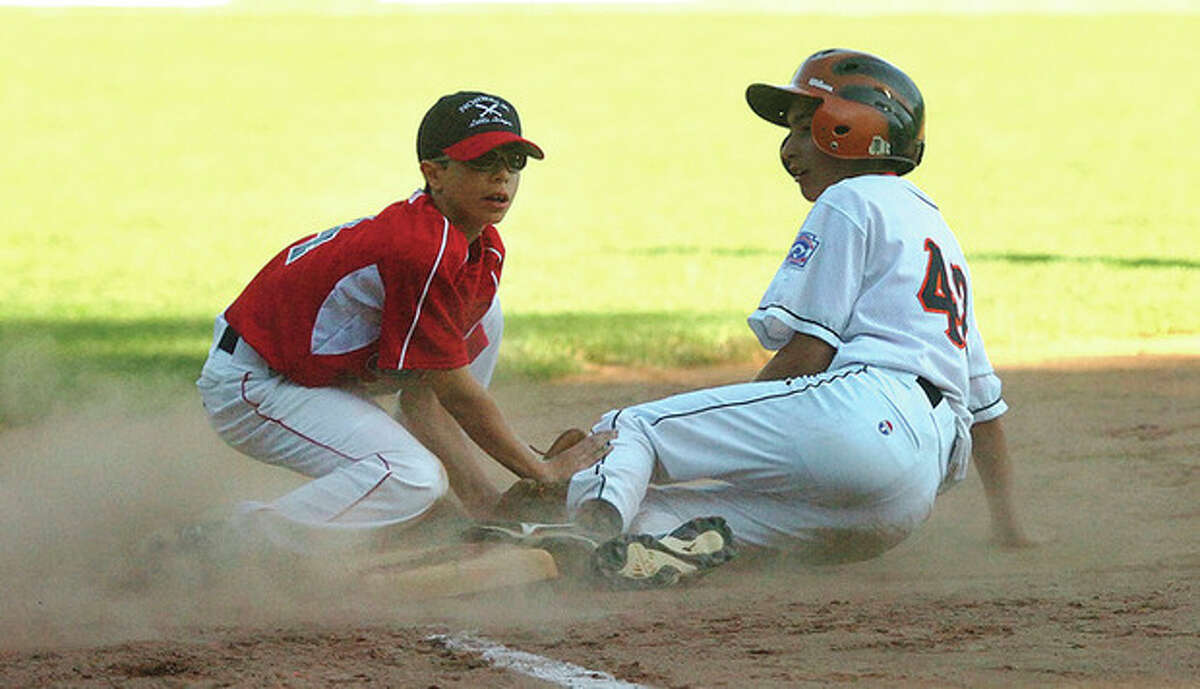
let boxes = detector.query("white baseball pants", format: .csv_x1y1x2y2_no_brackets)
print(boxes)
566,365,964,560
195,299,503,550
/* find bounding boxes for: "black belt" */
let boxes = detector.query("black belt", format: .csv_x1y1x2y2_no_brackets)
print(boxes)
217,324,240,354
916,376,944,407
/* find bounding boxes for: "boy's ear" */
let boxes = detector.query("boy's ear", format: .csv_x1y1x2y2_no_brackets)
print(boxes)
420,159,446,193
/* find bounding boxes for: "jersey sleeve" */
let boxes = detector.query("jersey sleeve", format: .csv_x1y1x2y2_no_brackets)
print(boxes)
964,292,1008,423
396,273,472,370
375,232,472,372
748,199,867,351
462,230,505,362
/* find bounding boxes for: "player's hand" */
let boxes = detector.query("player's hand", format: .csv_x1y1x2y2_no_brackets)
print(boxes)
989,522,1048,550
529,428,588,458
535,429,616,482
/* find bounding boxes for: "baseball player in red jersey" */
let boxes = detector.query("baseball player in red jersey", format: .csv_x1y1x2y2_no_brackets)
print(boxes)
472,51,1034,588
195,91,612,553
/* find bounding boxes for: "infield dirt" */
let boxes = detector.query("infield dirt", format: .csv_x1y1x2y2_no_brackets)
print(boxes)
0,354,1196,688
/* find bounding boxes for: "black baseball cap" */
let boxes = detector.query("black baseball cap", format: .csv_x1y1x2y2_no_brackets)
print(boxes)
416,91,545,162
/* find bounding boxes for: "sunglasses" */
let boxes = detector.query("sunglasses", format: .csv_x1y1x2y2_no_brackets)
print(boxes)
458,148,528,173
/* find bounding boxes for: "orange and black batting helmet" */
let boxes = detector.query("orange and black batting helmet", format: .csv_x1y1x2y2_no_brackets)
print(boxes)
746,49,925,174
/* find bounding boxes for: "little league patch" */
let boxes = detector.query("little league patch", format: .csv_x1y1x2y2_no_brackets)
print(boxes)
786,231,820,268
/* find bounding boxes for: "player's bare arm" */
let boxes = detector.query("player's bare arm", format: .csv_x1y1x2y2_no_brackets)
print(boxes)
425,366,615,482
970,417,1036,548
397,382,502,518
349,368,428,397
753,331,836,382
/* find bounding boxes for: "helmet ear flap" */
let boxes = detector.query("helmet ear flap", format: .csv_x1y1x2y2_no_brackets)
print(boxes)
811,95,922,172
810,97,885,159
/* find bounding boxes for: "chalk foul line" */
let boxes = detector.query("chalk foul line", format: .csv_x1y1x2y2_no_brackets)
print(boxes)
426,631,653,689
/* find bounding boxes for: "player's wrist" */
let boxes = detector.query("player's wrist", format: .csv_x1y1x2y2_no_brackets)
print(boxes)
521,454,555,482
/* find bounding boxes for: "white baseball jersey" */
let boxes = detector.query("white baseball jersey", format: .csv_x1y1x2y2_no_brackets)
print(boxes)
567,174,1006,555
748,174,1006,481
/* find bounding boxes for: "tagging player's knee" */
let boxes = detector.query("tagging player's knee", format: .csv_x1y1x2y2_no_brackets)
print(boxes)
363,451,450,520
401,455,451,511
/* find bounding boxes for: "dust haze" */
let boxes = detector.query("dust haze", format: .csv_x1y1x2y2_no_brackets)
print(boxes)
0,381,293,648
1,356,1196,689
0,377,616,653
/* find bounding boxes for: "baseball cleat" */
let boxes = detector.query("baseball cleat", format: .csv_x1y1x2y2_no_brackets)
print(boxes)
591,516,736,589
464,520,606,577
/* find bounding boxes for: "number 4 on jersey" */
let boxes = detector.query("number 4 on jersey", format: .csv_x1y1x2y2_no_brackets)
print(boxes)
285,216,372,266
918,238,968,349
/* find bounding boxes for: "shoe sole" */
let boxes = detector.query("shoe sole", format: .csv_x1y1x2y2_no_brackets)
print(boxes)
592,516,735,590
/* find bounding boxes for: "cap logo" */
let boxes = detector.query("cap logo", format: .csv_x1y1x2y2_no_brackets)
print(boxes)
868,135,892,156
807,77,834,93
459,95,514,129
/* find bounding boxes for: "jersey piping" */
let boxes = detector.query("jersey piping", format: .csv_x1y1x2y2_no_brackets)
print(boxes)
753,303,841,341
905,187,939,211
648,366,868,427
971,396,1005,416
398,217,450,370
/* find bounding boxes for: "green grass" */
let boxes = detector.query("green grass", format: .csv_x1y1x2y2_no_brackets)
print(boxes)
1,7,1197,420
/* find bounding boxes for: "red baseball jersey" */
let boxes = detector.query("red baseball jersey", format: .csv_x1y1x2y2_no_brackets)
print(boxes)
224,191,503,387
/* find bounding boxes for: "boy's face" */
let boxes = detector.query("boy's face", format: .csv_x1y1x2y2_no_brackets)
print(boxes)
423,146,523,236
780,97,869,202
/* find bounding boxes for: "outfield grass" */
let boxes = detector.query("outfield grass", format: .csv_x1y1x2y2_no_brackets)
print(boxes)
1,7,1197,420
